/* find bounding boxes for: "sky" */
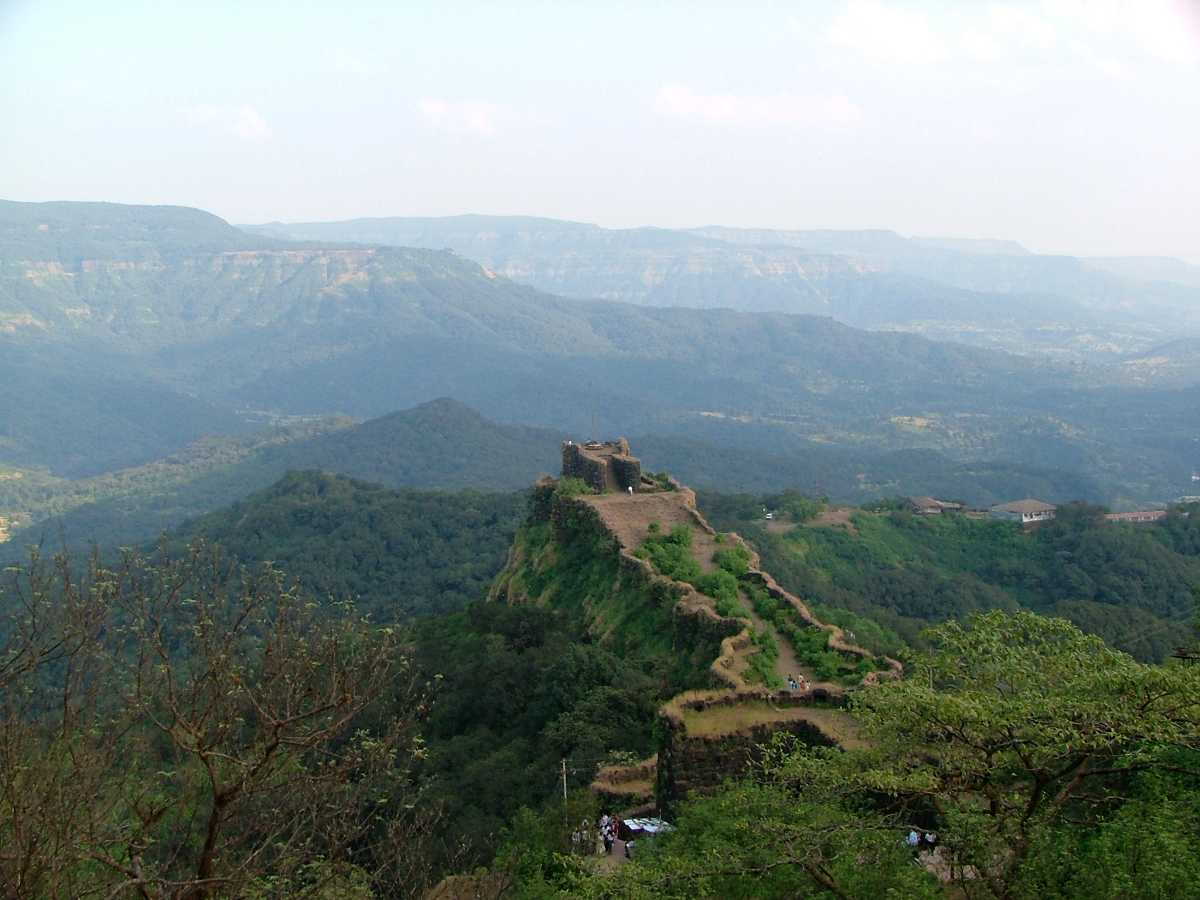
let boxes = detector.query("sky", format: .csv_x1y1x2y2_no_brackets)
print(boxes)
2,0,1199,261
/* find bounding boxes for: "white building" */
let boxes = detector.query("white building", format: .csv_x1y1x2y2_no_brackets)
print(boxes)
990,499,1057,525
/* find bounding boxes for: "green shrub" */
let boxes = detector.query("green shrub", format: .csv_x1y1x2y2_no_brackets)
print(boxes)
745,582,782,620
714,544,751,577
640,524,751,619
555,477,594,498
714,594,751,620
771,491,826,523
647,472,676,492
744,628,783,688
668,524,693,546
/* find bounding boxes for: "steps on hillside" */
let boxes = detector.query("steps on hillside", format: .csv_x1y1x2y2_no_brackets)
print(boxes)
592,756,658,805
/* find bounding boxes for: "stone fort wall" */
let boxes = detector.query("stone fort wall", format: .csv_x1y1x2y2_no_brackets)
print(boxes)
561,438,644,493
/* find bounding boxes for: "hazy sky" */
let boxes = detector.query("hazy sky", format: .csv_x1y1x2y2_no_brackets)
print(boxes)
3,0,1198,260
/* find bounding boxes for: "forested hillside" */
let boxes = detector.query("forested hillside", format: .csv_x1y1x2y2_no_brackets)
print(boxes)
0,399,560,557
5,448,1198,897
0,342,253,477
169,471,526,619
702,494,1200,661
11,1,1200,895
164,470,698,876
2,397,1109,560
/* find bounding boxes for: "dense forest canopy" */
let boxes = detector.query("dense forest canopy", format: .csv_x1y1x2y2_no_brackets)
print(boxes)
169,470,527,620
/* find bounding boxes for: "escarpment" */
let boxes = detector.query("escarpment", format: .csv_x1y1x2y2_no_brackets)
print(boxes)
490,440,902,814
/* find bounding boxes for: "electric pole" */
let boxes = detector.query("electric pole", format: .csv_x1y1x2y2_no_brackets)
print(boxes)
561,758,569,828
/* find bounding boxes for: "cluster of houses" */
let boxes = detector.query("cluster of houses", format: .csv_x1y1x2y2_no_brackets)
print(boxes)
908,496,1174,527
907,496,1059,524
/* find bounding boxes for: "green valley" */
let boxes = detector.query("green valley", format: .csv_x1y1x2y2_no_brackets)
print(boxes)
4,200,1200,508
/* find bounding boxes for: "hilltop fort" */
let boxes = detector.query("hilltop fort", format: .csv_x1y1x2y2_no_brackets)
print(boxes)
491,438,901,816
560,438,651,494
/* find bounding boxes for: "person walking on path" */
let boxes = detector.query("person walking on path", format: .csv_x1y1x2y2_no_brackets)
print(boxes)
599,813,614,854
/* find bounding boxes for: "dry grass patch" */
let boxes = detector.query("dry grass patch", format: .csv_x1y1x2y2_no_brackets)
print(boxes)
680,701,867,749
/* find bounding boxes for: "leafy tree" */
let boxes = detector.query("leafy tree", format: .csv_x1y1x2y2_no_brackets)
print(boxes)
773,611,1200,898
563,611,1200,899
1015,771,1200,899
570,780,940,899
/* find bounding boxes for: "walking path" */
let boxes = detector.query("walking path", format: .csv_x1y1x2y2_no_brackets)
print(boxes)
585,483,901,811
589,491,843,691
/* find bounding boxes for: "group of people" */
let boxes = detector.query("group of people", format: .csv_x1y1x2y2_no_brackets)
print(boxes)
787,673,808,692
906,829,938,852
598,812,623,854
571,813,626,856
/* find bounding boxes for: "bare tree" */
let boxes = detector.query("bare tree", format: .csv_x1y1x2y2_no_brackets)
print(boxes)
0,543,434,899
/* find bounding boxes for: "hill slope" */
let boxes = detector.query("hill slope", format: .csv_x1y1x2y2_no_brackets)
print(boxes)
0,398,561,555
491,459,895,816
702,495,1200,662
169,470,526,619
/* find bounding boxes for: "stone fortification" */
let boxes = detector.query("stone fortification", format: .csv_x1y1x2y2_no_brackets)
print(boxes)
500,440,902,817
561,438,645,494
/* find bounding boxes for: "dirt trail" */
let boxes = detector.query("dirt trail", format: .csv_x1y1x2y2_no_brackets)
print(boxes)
742,602,837,691
585,492,721,572
584,484,898,816
585,489,855,696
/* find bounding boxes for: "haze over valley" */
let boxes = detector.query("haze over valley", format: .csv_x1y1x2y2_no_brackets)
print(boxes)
2,198,1198,557
4,2,1200,897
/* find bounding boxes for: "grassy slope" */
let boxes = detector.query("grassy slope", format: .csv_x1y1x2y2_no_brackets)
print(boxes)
703,498,1200,661
492,511,721,686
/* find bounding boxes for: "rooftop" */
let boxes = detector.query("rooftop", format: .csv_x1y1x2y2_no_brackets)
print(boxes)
991,499,1057,514
909,496,963,510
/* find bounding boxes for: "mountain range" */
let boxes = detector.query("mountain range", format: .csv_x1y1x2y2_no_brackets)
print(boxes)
244,214,1200,361
2,199,1198,524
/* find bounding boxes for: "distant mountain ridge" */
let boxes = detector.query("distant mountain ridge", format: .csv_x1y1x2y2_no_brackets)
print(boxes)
0,199,285,259
1085,256,1200,289
244,213,1200,358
